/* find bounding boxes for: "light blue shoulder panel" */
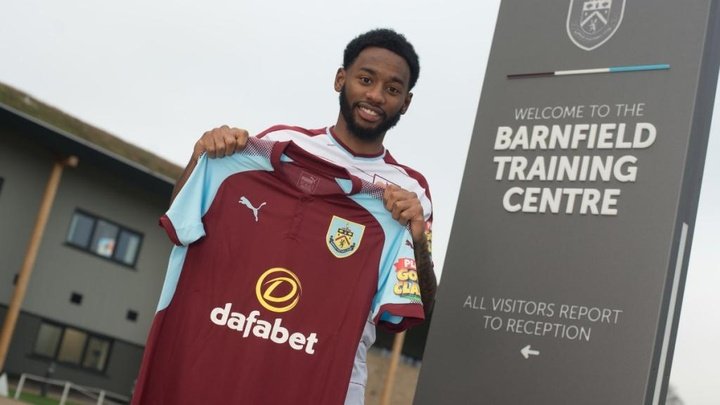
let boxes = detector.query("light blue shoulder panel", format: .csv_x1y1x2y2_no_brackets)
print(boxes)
166,152,273,245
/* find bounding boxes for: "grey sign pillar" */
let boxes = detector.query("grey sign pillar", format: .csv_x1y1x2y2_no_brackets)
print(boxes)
416,1,720,404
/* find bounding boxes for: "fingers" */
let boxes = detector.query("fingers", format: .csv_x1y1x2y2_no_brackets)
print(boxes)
383,185,423,227
194,125,250,159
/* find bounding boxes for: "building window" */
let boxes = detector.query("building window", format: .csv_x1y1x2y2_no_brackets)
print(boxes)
126,310,138,322
83,337,111,371
70,292,83,305
66,210,143,267
32,322,113,372
34,324,62,358
57,328,86,364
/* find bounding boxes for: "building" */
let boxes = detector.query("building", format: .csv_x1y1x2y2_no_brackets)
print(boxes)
0,82,181,396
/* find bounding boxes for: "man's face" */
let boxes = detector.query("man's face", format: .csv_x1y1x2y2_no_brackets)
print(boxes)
338,85,402,142
335,47,413,142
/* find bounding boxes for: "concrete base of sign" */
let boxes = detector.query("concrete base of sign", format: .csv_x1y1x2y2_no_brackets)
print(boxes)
0,373,8,397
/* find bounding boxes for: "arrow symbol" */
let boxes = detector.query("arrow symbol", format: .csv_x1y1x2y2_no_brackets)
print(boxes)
521,345,540,359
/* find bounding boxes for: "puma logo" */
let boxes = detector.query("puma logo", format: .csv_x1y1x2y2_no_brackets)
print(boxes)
239,196,267,222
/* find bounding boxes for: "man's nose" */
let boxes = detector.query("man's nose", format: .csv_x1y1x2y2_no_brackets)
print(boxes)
365,84,385,104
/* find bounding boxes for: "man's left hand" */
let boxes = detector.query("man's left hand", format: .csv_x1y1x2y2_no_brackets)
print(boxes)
383,184,425,243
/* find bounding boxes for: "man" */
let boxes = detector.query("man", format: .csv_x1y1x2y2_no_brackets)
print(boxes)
168,28,435,404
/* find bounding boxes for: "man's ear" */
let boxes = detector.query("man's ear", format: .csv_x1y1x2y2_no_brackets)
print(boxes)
401,92,413,115
334,68,345,92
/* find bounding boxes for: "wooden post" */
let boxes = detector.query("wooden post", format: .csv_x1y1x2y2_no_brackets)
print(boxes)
379,331,406,405
0,156,77,371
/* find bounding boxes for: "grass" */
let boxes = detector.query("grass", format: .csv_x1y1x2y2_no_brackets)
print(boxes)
8,389,81,405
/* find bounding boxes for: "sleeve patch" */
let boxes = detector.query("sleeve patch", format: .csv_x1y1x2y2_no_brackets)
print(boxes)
393,258,421,302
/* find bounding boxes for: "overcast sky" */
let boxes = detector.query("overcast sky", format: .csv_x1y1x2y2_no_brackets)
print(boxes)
1,1,718,403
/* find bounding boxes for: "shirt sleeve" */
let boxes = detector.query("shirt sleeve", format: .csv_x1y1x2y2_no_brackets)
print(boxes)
371,226,425,332
159,143,274,246
159,154,217,246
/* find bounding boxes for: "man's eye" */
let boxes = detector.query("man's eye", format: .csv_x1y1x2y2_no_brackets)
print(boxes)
387,86,400,95
359,77,371,84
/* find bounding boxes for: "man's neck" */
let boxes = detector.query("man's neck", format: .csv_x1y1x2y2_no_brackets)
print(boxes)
333,117,385,155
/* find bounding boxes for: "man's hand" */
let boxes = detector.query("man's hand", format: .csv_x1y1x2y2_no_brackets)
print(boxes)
193,125,249,159
172,126,249,202
382,184,436,318
383,184,425,243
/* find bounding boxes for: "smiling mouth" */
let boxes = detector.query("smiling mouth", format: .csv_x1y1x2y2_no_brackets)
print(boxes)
356,104,384,123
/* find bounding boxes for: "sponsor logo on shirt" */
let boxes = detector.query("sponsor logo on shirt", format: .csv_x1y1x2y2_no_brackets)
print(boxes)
326,216,365,258
210,303,319,355
209,268,319,355
393,258,421,302
425,220,433,254
255,267,302,313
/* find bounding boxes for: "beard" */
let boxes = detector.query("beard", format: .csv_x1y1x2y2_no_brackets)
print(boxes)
339,86,403,142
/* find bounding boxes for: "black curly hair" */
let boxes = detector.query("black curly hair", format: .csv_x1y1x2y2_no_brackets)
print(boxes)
343,28,420,90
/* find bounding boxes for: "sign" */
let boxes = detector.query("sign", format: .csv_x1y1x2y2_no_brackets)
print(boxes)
415,1,720,404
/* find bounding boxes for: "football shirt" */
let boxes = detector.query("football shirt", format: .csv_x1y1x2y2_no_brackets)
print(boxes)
132,139,424,405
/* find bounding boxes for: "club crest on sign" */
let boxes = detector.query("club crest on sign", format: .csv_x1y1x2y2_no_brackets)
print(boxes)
326,216,365,258
567,0,625,51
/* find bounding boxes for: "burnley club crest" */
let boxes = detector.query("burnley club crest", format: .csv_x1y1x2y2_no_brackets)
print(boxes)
567,0,625,51
327,216,365,258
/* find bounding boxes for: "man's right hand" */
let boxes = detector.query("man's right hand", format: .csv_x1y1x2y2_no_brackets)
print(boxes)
193,125,250,159
172,125,249,202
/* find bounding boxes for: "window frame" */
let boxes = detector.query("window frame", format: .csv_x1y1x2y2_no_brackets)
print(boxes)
31,320,114,374
64,209,144,269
